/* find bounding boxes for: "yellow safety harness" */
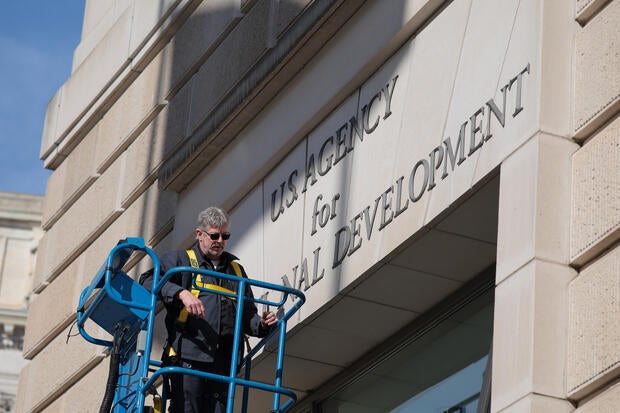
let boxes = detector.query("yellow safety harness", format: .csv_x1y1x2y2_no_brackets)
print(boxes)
177,249,244,323
168,250,249,358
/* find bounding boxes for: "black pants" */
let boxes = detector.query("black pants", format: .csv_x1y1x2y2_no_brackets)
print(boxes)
168,355,232,413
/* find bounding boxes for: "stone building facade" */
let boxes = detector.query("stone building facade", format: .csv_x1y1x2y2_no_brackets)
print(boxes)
16,0,619,412
0,192,43,412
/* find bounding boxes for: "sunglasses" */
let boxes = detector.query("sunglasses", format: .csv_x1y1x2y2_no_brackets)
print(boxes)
204,231,231,241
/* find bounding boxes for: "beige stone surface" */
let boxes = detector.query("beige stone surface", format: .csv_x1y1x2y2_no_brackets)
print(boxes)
41,163,67,230
56,7,133,147
42,124,100,230
94,50,167,174
32,230,49,292
22,255,84,359
73,1,119,72
188,0,271,134
261,140,305,327
121,181,178,247
538,0,576,139
120,81,191,207
574,0,620,139
63,123,100,201
570,115,620,266
495,392,574,413
18,323,105,413
165,0,240,97
574,380,620,413
492,260,576,412
43,357,108,413
576,0,614,25
39,87,62,159
567,245,620,400
40,156,124,284
129,0,181,58
496,134,578,283
77,181,176,291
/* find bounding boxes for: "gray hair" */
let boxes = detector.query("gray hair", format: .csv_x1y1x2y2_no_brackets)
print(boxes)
196,206,230,230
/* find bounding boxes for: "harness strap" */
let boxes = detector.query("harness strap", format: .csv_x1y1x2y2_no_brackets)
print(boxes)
177,250,242,323
170,250,251,354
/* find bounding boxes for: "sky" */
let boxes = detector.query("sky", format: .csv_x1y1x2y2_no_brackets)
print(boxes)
0,2,84,195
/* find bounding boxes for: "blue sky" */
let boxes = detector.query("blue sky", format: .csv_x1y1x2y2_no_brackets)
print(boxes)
0,2,84,195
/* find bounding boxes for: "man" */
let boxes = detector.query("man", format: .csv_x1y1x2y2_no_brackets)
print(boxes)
140,206,278,413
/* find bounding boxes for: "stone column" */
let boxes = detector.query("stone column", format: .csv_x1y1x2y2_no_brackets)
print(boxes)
492,133,578,413
490,0,580,411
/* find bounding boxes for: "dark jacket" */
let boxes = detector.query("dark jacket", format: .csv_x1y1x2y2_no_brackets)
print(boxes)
139,243,268,363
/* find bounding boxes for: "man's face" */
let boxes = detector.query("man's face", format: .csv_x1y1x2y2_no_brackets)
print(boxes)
196,225,230,260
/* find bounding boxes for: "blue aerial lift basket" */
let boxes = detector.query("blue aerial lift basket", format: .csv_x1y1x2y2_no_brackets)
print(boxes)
76,237,305,413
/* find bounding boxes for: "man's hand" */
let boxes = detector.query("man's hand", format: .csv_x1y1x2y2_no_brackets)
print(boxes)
178,290,205,318
261,311,279,327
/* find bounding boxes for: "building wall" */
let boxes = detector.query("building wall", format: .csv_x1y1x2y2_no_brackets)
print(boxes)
17,0,619,412
0,192,43,412
567,0,620,410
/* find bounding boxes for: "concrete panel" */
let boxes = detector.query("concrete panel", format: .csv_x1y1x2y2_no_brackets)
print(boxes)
227,185,264,281
497,134,578,283
78,213,133,294
46,357,109,413
99,179,177,275
398,0,469,232
567,246,620,400
64,123,100,203
464,0,540,186
574,0,620,139
391,229,497,282
284,324,376,367
570,115,620,266
130,0,181,55
574,380,620,413
167,0,240,98
253,351,343,391
297,93,357,323
32,231,50,292
41,166,67,230
18,323,105,413
348,264,462,313
310,296,417,351
22,255,84,359
43,124,101,230
95,50,167,173
275,0,312,38
56,8,133,145
125,181,178,246
495,392,574,413
339,39,413,291
188,0,270,134
538,0,576,138
41,155,124,283
492,260,576,412
74,1,116,71
40,87,62,159
576,0,615,25
81,0,114,42
262,141,305,327
120,81,191,206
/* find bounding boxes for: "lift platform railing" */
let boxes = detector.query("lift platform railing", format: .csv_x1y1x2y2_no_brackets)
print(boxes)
76,237,305,413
